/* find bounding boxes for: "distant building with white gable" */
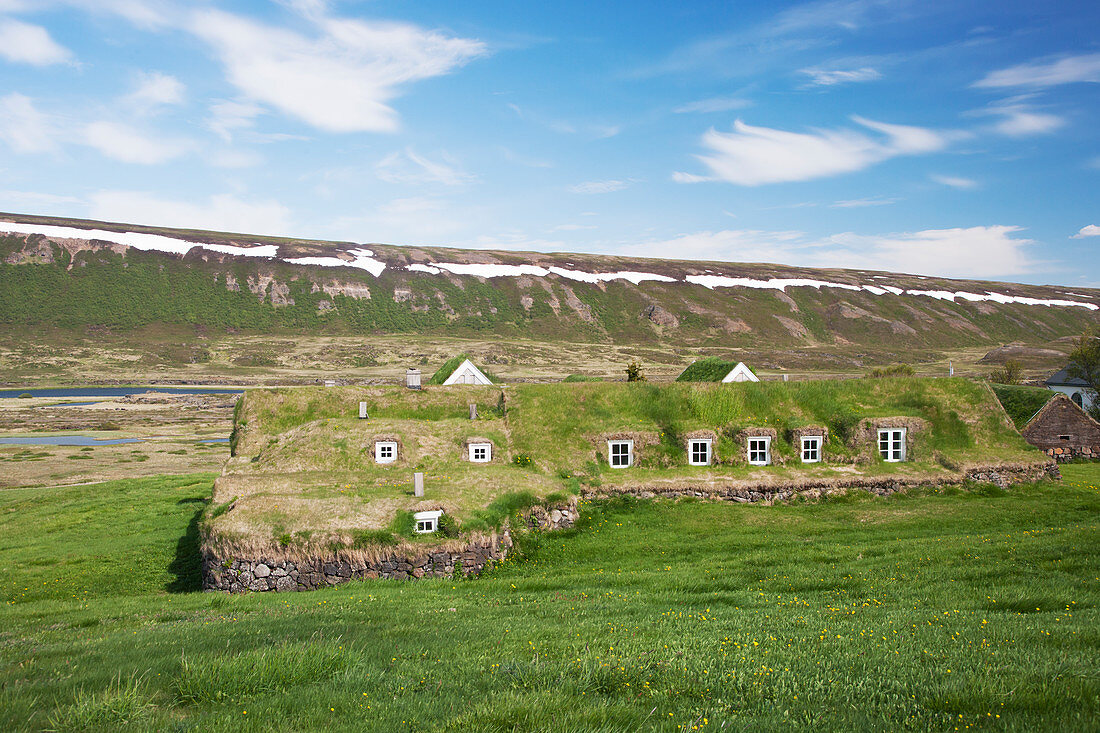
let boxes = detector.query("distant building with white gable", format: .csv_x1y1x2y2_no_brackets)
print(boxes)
1045,364,1095,412
721,362,759,383
675,357,760,383
429,356,494,386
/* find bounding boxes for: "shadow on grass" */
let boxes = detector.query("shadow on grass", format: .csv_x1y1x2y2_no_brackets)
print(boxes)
167,501,206,593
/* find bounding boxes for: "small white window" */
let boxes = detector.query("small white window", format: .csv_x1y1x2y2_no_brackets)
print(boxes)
688,439,712,466
469,443,492,462
801,436,822,463
375,441,397,464
608,440,633,468
878,428,906,462
747,437,771,466
413,510,443,534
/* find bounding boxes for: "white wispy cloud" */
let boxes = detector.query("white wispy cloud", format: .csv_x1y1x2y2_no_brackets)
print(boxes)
635,225,1035,278
0,18,72,65
568,179,632,194
820,226,1035,277
799,67,881,86
206,100,264,142
88,190,294,235
674,116,946,186
84,121,192,164
974,53,1100,89
930,174,978,189
190,7,486,133
1072,225,1100,239
831,196,897,208
972,97,1064,137
673,97,753,114
375,148,475,186
0,93,58,153
124,71,185,112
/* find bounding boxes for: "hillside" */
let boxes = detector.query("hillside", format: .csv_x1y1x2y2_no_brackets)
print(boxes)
1,213,1098,357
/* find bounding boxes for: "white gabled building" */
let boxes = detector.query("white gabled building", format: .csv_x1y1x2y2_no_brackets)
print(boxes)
722,362,759,383
442,359,494,386
1045,365,1095,412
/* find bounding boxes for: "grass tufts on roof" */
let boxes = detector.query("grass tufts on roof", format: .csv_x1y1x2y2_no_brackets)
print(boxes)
676,356,741,382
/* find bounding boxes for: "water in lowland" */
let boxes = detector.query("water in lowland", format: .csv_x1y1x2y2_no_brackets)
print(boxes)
0,436,144,446
0,387,243,399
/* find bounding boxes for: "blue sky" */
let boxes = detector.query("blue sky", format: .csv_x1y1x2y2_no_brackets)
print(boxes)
0,0,1097,285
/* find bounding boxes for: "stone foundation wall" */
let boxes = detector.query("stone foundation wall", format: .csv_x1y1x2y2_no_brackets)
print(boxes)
582,462,1059,504
1040,445,1100,462
203,501,578,593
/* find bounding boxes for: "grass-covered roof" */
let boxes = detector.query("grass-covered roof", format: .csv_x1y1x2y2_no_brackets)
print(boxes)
427,354,498,385
210,377,1045,556
676,356,744,382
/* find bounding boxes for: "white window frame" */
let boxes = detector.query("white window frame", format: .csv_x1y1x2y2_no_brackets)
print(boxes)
469,442,492,463
374,441,397,464
800,436,823,464
747,437,771,466
413,510,443,534
878,428,906,462
608,439,633,468
688,439,712,466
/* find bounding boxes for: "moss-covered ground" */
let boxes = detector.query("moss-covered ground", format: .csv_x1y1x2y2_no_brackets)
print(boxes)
1,466,1098,731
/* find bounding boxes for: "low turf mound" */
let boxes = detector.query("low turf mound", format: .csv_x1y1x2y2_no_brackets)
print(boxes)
207,377,1049,558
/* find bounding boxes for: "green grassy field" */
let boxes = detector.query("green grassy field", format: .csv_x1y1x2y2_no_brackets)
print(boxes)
1,465,1098,731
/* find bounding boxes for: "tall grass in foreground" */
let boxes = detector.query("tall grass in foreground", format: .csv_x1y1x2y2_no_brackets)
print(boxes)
0,466,1098,731
174,642,350,703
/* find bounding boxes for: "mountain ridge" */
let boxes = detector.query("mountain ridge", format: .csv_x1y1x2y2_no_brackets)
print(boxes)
1,212,1097,351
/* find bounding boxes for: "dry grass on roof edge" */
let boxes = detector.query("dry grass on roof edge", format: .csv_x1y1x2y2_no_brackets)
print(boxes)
201,529,503,565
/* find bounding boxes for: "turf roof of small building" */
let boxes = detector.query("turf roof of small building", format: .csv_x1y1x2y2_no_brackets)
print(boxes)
427,354,497,385
676,356,751,382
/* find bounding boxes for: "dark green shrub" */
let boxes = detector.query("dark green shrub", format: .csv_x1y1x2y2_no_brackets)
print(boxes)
869,364,914,378
351,529,398,547
437,513,460,538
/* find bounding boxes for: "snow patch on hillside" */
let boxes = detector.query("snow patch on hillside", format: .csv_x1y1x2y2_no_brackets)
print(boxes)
686,275,861,291
548,267,676,284
408,261,676,284
0,221,278,259
433,263,551,278
0,221,199,255
284,248,385,277
204,243,278,258
905,289,1098,310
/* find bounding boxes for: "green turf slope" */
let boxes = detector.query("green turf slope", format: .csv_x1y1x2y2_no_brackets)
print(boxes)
1,467,1098,731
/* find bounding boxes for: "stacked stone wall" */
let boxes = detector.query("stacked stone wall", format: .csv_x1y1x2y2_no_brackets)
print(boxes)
581,462,1058,504
204,501,578,593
